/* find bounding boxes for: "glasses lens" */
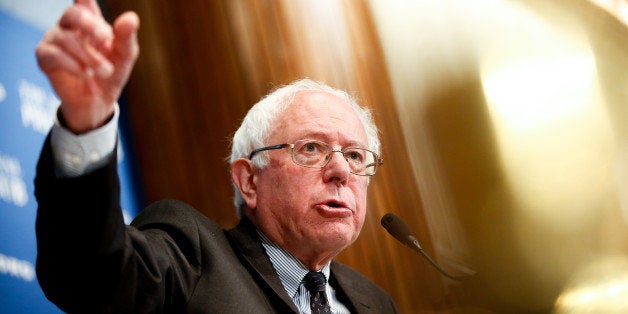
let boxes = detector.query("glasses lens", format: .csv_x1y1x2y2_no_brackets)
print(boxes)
344,148,376,175
293,140,329,167
292,140,379,175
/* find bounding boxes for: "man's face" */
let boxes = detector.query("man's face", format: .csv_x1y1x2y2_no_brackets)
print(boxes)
252,90,370,265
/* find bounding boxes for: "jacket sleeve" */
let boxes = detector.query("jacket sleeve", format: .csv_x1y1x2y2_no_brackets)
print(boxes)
34,135,203,313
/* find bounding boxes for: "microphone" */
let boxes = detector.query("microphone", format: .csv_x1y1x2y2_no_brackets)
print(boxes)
381,213,467,281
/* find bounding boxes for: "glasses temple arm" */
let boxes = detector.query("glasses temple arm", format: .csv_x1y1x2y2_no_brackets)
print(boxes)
248,144,290,159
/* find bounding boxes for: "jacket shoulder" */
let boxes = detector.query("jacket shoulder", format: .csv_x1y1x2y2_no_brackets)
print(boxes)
331,261,400,313
131,199,223,233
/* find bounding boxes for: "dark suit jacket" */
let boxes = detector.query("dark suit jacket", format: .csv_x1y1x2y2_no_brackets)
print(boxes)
34,137,399,313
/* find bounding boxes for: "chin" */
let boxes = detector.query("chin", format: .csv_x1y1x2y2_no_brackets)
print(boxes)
318,228,358,249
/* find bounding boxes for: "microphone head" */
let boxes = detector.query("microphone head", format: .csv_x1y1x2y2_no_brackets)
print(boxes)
381,213,416,245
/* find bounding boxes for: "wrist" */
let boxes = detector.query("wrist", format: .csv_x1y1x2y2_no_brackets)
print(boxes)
59,104,116,135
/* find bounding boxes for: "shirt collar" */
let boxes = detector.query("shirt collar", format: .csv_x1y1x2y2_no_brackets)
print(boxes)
257,230,331,298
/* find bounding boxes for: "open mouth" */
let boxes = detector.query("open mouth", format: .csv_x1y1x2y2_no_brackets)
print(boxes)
326,201,343,208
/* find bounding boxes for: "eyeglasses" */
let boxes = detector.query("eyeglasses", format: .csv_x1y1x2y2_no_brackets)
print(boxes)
248,139,383,176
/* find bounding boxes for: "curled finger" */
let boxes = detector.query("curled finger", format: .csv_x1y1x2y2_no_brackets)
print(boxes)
44,27,113,79
44,27,93,69
35,42,86,78
82,41,114,78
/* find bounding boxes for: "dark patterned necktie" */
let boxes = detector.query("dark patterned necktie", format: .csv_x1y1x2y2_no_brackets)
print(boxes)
304,271,331,313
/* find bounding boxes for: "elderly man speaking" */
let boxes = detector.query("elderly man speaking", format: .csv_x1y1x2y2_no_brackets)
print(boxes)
34,0,398,313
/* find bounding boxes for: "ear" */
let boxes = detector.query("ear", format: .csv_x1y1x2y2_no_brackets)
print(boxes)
231,158,258,210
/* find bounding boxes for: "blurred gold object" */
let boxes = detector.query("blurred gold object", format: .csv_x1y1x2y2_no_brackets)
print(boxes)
369,0,628,311
554,256,628,313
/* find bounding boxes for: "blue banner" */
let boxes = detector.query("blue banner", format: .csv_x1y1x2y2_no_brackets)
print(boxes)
0,7,141,313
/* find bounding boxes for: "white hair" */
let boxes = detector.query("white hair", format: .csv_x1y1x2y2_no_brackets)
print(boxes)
230,78,380,217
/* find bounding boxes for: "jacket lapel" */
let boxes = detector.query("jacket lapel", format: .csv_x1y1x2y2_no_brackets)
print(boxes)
331,261,376,313
227,217,300,313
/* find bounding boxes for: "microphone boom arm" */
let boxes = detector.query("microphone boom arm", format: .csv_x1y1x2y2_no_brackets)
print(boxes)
408,237,462,281
381,213,467,281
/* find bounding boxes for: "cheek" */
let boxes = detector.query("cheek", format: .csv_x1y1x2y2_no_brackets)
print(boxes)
356,198,367,225
351,180,369,221
353,177,369,200
258,163,310,210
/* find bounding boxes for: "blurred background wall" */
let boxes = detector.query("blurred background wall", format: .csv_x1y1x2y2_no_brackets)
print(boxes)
102,0,628,312
2,0,627,312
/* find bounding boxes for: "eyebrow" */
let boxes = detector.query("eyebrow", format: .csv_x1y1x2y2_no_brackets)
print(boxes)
295,132,367,148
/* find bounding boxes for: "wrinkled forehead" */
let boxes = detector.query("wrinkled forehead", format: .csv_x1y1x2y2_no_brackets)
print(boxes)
269,90,368,145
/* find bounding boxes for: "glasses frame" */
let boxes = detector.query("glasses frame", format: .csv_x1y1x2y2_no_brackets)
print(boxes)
248,140,383,176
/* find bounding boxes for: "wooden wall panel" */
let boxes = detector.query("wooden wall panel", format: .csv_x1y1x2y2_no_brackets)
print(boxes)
104,0,452,312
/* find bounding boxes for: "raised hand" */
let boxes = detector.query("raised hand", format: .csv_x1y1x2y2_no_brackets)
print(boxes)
36,0,140,134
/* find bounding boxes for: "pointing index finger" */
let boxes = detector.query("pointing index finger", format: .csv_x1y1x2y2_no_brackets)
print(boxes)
59,5,112,50
74,0,103,16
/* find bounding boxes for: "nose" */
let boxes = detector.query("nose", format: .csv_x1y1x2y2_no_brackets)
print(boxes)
323,150,350,186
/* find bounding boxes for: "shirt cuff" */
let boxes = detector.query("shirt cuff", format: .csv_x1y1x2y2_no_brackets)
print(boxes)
50,104,119,177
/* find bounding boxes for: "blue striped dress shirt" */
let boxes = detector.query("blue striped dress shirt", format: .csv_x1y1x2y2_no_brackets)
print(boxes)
257,231,351,314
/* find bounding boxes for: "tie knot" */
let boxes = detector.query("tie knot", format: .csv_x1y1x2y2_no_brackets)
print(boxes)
304,271,327,293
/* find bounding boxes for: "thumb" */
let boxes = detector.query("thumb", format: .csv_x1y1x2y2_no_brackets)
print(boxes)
111,11,140,69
